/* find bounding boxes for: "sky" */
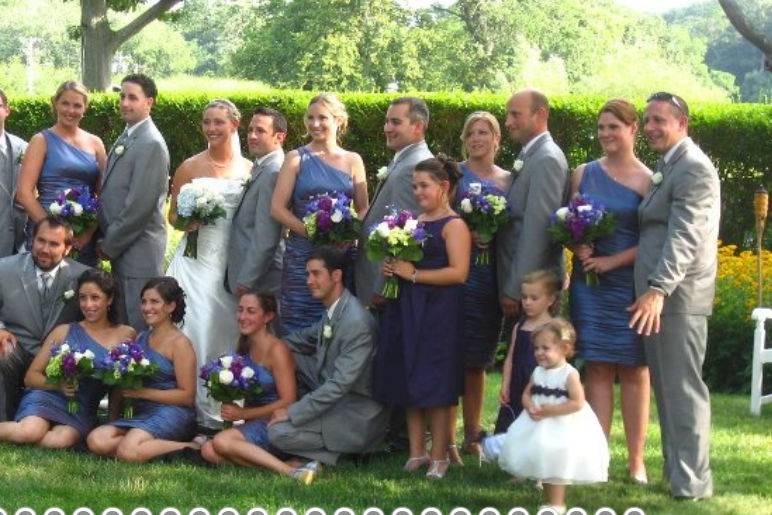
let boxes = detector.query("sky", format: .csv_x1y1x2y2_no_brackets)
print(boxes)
402,0,703,14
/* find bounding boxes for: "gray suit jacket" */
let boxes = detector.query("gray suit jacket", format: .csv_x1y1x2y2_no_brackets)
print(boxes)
283,289,388,453
0,253,89,353
354,141,433,304
98,118,169,277
0,133,28,257
497,132,569,300
225,150,285,294
635,138,720,315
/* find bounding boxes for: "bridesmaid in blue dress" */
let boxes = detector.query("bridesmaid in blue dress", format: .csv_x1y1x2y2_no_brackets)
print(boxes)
0,269,135,448
568,99,652,483
271,93,368,334
451,111,512,459
15,81,106,266
87,277,199,462
200,292,315,483
373,156,471,480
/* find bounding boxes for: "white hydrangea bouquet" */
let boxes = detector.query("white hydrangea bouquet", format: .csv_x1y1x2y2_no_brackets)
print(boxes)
175,182,227,258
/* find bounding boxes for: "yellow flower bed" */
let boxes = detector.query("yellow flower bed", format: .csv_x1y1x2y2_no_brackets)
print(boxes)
716,242,772,314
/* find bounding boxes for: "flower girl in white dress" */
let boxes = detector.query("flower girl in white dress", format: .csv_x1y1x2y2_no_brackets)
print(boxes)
485,319,609,514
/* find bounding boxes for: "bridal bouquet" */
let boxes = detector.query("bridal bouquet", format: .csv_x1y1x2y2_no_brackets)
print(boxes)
302,191,361,246
200,354,264,428
95,341,158,419
547,194,616,286
175,183,227,259
365,210,427,299
44,342,96,414
458,182,510,266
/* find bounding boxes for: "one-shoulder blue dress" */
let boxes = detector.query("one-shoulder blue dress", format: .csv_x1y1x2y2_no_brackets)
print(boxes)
280,146,354,333
109,331,196,440
373,216,464,408
15,323,110,437
456,165,504,368
569,160,644,366
235,356,281,452
28,129,99,266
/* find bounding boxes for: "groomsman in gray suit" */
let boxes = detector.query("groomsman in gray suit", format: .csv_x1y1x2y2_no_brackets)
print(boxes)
629,92,719,499
225,107,286,299
0,217,89,420
497,89,569,318
0,89,29,257
98,74,169,331
354,97,433,307
269,247,388,464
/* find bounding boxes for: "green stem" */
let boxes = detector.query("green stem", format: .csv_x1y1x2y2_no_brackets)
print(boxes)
184,230,199,259
586,271,600,287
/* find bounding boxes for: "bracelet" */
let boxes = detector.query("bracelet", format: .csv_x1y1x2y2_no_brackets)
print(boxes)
411,268,417,284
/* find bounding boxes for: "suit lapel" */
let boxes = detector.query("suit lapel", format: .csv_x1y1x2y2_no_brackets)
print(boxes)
371,141,425,210
641,138,691,210
103,119,152,187
316,291,349,375
44,261,73,333
509,133,550,194
20,256,45,334
233,161,261,217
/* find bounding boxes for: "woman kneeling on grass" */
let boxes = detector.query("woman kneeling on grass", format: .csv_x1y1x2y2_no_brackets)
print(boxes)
200,291,316,484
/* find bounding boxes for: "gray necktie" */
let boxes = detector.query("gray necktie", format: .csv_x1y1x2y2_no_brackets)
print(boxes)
40,272,53,320
655,157,665,173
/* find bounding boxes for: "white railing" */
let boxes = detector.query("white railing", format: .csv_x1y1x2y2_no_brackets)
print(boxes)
750,307,772,416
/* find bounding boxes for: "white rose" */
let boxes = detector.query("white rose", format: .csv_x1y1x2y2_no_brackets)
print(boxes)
652,172,663,185
577,205,592,213
331,210,343,223
71,203,83,216
219,355,233,369
49,203,62,215
556,207,570,221
323,324,333,339
63,188,72,196
63,289,75,300
83,349,95,360
460,198,473,213
241,367,255,379
404,219,418,232
376,221,391,238
140,358,150,367
468,182,482,195
218,369,234,385
114,145,125,156
60,343,70,353
376,166,389,181
73,352,84,363
513,159,524,172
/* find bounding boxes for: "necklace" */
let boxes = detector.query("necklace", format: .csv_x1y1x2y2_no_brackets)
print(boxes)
207,150,233,168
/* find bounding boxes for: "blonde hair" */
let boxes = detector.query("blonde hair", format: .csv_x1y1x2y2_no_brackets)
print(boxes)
460,111,501,159
51,80,89,110
306,93,348,136
204,98,241,123
522,269,561,316
532,318,576,359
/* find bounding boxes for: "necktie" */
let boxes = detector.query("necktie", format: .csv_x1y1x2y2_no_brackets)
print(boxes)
40,272,52,298
655,157,665,173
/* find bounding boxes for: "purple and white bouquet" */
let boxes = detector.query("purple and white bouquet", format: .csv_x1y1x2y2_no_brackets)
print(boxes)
95,341,158,419
200,354,264,428
48,186,100,247
175,182,227,258
44,342,96,414
547,194,616,286
302,191,362,246
364,210,428,299
458,182,511,266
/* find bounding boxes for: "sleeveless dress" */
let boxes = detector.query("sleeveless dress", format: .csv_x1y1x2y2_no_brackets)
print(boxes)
28,129,100,266
166,176,245,428
456,165,504,368
373,216,464,408
235,356,281,452
493,326,536,433
109,330,196,440
569,160,644,366
15,323,110,437
498,363,609,484
280,146,354,333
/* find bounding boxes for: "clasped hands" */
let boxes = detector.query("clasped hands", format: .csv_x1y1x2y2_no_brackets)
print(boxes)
381,258,415,281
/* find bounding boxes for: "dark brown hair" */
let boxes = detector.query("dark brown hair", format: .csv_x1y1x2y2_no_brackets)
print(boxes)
140,277,186,324
77,269,120,324
599,98,638,126
414,154,462,197
236,291,278,355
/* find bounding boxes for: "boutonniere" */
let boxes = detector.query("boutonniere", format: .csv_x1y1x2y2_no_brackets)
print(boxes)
114,144,125,156
322,324,333,344
376,166,389,182
61,289,75,302
241,175,253,190
651,172,663,186
513,158,524,172
16,150,24,166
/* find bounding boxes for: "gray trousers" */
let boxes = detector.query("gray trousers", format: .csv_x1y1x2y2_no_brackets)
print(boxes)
645,313,713,498
0,345,34,421
117,275,151,332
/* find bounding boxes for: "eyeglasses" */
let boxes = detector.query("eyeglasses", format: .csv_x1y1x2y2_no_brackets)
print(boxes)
647,92,689,117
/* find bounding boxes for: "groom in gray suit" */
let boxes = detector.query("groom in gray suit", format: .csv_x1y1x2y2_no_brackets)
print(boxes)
0,217,89,420
0,88,29,257
629,92,719,499
98,74,169,331
269,246,388,464
225,107,286,299
497,89,569,319
354,97,433,307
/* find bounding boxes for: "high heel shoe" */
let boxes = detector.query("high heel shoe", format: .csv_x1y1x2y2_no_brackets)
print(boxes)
447,444,464,466
426,459,450,480
403,454,430,472
629,468,648,485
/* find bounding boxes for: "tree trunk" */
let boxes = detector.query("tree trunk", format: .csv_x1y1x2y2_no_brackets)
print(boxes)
718,0,772,71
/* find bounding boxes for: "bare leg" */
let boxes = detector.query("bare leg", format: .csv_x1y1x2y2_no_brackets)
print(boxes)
406,408,427,459
87,425,128,456
542,482,567,508
462,367,485,451
585,361,615,437
427,406,451,461
39,424,81,449
201,440,228,465
213,430,296,475
619,364,650,477
115,428,197,463
0,417,49,445
447,404,462,464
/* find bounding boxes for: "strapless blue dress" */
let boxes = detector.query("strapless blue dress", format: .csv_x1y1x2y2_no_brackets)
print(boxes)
28,129,99,265
569,160,644,366
15,323,110,437
280,146,354,333
235,356,281,451
109,331,196,440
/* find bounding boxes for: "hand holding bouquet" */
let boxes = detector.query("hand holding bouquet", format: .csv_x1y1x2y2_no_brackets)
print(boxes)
44,342,96,414
457,182,510,266
302,191,362,246
95,341,158,418
547,194,616,286
175,182,227,258
200,354,263,428
49,187,100,259
364,210,427,299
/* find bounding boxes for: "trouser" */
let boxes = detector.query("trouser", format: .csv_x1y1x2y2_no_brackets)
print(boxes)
0,345,34,421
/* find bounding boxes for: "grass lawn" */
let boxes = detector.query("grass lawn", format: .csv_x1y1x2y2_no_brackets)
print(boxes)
0,373,770,514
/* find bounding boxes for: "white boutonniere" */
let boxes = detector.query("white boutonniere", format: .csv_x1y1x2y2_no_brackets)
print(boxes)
114,145,125,156
16,150,25,166
322,324,333,344
376,166,389,182
61,289,75,302
651,172,663,186
513,159,524,172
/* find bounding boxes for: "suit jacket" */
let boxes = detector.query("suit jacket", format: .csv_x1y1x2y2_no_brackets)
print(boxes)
0,253,89,354
354,141,433,305
98,118,169,277
225,150,285,294
0,132,28,257
635,138,720,315
283,289,388,453
497,132,569,300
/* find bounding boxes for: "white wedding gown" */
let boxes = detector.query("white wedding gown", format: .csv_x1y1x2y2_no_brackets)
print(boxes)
166,176,245,429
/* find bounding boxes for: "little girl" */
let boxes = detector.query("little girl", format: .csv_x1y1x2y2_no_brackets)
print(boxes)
489,319,609,514
494,269,560,433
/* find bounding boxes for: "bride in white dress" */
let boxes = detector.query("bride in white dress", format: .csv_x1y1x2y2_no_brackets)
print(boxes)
166,99,253,429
